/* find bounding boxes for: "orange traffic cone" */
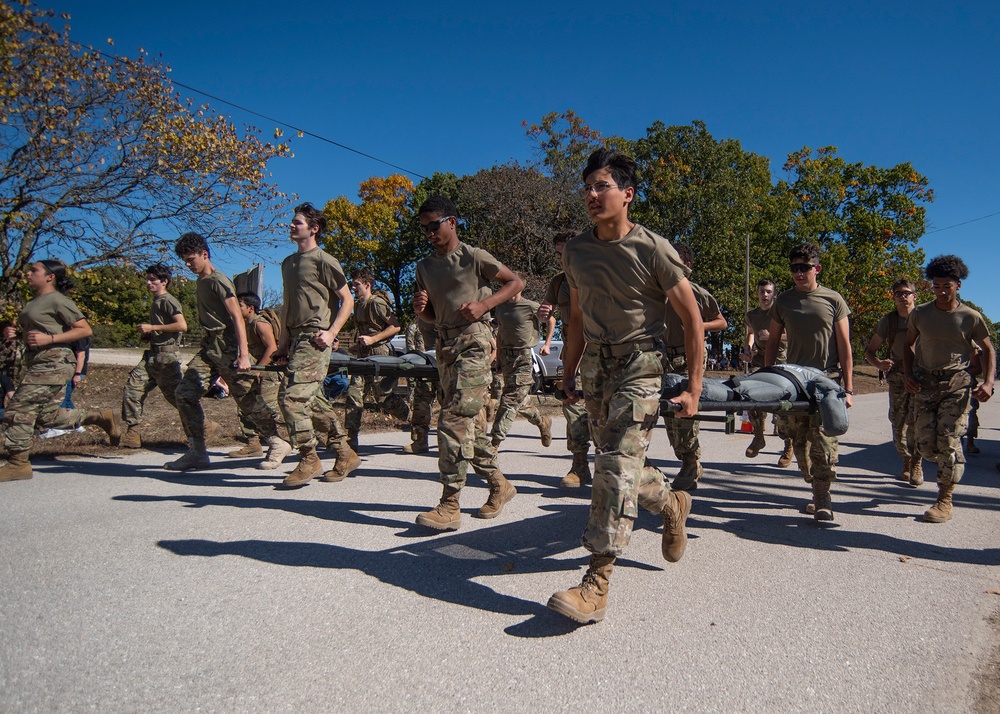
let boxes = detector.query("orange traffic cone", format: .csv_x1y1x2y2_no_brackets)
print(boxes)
740,411,753,433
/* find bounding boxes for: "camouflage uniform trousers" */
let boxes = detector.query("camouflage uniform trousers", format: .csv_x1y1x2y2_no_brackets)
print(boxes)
279,331,347,449
662,351,703,460
886,370,917,460
775,411,838,484
563,399,590,456
435,328,498,489
2,347,88,452
174,333,277,442
912,369,972,485
121,348,183,429
409,377,436,442
345,342,411,433
236,370,284,440
580,346,674,557
490,347,543,441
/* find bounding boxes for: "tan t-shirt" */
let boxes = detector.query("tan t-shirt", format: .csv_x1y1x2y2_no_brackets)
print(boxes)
18,292,85,346
495,297,541,350
563,224,689,345
196,271,238,343
747,305,786,363
281,247,347,332
873,311,910,363
909,301,988,371
664,281,721,350
148,292,184,348
354,293,394,345
544,272,571,311
771,285,850,371
414,242,502,331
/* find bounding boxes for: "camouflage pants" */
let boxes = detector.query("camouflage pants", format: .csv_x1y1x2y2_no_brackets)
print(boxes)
912,370,972,484
580,347,671,557
662,351,701,459
345,343,411,433
2,347,88,452
436,329,498,488
564,399,590,455
121,349,183,429
776,411,838,484
279,332,347,449
236,370,284,440
491,347,543,441
175,334,277,442
409,377,436,442
886,371,917,460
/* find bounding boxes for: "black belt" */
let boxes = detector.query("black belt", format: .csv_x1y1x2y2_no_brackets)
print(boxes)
149,343,179,353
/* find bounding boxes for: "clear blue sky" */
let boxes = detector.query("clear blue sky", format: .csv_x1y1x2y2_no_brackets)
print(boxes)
47,1,1000,321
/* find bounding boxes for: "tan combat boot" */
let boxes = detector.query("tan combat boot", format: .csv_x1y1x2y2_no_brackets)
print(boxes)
228,436,263,458
808,480,834,521
661,490,692,562
321,442,361,482
923,482,955,523
745,434,767,458
282,446,322,487
415,485,462,530
0,451,33,482
547,554,616,624
672,453,703,492
477,471,516,519
258,436,292,471
560,452,591,489
83,409,120,446
539,415,553,447
401,437,428,454
777,440,794,468
909,457,924,487
119,426,142,450
164,439,210,472
899,456,912,482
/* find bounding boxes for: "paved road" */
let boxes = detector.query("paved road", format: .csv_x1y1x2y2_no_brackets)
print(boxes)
2,393,998,712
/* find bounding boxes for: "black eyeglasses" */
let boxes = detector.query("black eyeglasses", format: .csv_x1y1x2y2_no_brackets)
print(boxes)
418,216,454,234
893,290,915,298
789,263,817,273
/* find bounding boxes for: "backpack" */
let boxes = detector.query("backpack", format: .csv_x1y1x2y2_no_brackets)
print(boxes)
258,307,282,339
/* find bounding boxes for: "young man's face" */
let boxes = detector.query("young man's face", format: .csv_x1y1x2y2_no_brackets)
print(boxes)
554,241,568,269
930,278,960,306
789,258,820,291
350,278,372,301
290,213,318,245
181,250,210,276
238,300,254,321
146,275,168,295
756,283,775,308
582,167,633,224
892,285,916,311
419,212,458,254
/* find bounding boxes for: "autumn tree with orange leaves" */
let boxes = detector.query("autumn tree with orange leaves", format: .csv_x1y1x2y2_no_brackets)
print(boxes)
0,1,291,300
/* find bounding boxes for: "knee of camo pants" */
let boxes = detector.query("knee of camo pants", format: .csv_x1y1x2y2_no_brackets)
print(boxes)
582,451,642,556
807,427,839,483
665,415,700,458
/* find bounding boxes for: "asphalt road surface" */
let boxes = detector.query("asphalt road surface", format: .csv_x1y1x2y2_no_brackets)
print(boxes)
2,393,998,712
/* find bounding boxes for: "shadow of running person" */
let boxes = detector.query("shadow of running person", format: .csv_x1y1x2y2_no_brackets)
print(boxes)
156,501,661,636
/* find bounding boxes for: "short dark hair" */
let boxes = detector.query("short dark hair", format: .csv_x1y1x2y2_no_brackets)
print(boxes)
146,263,172,286
553,230,576,247
294,202,327,235
237,292,261,312
890,278,916,292
418,195,458,218
789,243,821,265
581,148,637,192
175,232,210,259
350,268,375,285
672,242,694,267
925,255,969,282
757,278,775,290
38,259,74,293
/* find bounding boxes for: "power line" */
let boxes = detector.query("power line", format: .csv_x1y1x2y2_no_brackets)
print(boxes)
89,47,427,180
925,211,1000,235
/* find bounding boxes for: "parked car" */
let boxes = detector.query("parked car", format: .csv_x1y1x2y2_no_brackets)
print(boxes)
531,340,563,393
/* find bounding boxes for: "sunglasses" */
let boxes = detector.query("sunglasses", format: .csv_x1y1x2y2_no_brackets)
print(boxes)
893,290,915,298
789,263,817,273
419,216,454,234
